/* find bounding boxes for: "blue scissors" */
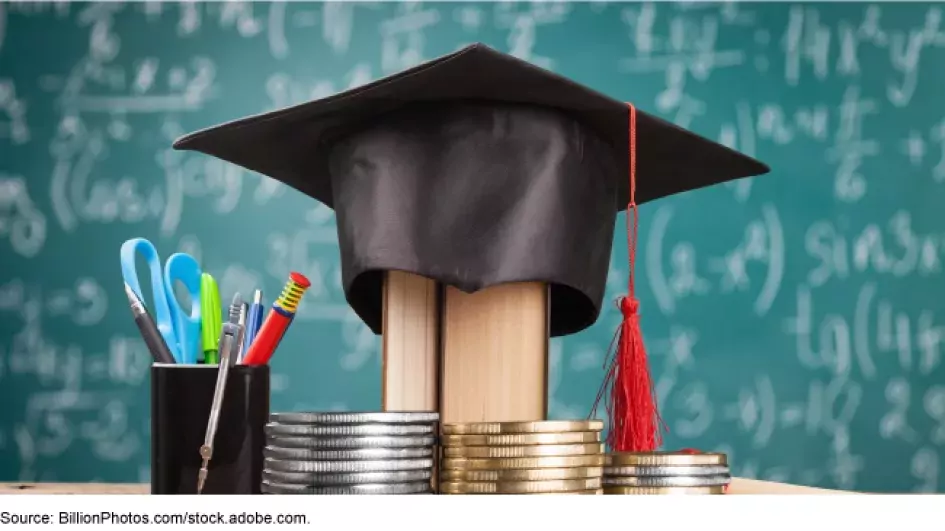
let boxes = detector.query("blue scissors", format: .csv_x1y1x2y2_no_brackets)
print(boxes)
120,237,202,364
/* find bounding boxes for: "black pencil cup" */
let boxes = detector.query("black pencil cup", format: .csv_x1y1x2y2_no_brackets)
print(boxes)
150,363,270,494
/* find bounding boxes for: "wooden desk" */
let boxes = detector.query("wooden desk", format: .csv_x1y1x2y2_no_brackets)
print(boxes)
0,483,149,494
0,479,850,495
727,478,851,495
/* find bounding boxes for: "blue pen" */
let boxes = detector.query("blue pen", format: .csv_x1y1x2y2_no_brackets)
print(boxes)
242,289,264,361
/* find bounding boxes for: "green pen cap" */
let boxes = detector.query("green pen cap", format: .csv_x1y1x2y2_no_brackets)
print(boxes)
200,273,222,364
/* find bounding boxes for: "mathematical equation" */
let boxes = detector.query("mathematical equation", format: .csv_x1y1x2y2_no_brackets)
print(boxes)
641,341,944,491
0,277,145,479
645,203,784,317
619,3,945,204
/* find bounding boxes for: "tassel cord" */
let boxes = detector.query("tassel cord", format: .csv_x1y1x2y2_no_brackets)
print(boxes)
590,103,666,453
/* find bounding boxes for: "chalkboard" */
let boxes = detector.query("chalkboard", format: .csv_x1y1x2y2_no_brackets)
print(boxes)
1,1,944,493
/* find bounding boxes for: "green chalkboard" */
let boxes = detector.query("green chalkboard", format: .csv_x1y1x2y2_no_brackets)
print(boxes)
2,1,944,493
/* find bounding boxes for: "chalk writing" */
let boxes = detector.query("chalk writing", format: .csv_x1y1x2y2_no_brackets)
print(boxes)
494,2,569,69
931,118,945,182
911,446,939,492
826,85,879,203
213,1,262,38
652,326,699,378
323,3,354,55
724,375,777,447
782,4,945,109
0,175,47,258
620,3,755,127
828,426,864,489
44,278,108,327
805,211,944,286
782,5,831,86
924,386,945,445
0,79,29,144
670,382,714,439
645,204,784,317
880,377,918,442
380,2,440,74
781,283,945,380
51,121,177,235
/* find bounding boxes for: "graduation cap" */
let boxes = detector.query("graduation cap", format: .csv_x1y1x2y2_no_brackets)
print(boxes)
173,43,770,452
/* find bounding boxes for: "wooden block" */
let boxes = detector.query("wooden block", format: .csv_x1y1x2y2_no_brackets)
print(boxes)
440,282,548,424
381,271,440,411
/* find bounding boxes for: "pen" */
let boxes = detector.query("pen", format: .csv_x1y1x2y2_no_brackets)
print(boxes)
242,273,310,366
243,289,263,356
234,302,248,365
197,293,244,494
200,273,222,365
124,283,176,365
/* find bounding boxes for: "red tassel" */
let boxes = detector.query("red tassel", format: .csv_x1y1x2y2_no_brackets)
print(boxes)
591,103,664,453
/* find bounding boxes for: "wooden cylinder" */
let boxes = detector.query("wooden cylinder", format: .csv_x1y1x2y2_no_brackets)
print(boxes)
439,282,549,424
381,271,440,411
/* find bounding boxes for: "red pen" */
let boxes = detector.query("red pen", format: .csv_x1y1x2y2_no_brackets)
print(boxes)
242,272,310,366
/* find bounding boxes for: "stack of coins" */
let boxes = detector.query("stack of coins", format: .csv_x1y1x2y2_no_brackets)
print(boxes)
261,411,438,495
439,420,606,494
603,451,731,495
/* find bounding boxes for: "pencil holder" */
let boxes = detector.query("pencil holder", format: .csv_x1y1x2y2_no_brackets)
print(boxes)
150,363,270,494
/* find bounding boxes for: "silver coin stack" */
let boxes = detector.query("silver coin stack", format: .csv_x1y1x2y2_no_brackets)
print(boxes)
262,411,439,495
603,451,732,495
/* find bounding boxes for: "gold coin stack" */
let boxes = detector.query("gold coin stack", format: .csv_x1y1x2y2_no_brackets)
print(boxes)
603,451,731,495
439,420,607,494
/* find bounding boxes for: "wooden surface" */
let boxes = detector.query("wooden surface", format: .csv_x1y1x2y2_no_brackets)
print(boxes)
381,271,440,411
0,483,149,494
727,478,854,495
0,479,852,494
440,282,549,423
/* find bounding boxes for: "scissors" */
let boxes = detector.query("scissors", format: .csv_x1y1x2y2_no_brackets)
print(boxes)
120,237,202,364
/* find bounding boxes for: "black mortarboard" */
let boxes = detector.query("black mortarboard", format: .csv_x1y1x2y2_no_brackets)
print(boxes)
173,43,769,341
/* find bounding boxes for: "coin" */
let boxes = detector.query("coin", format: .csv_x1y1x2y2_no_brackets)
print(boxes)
267,435,437,449
441,432,600,446
262,480,431,495
440,467,602,482
442,455,607,470
264,446,433,461
265,422,435,437
263,468,432,486
270,411,439,425
603,475,731,488
608,452,727,467
443,420,604,435
439,477,601,494
265,457,434,473
443,443,603,458
604,465,730,477
603,485,726,495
